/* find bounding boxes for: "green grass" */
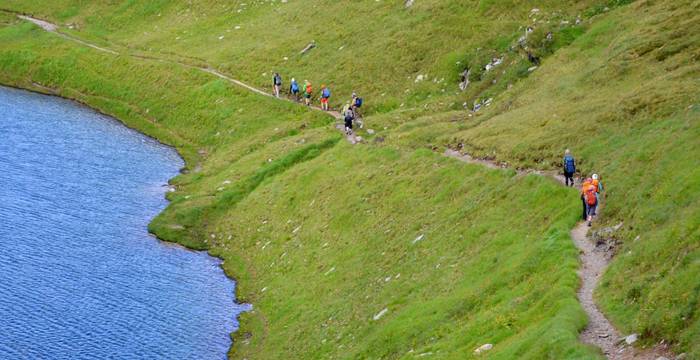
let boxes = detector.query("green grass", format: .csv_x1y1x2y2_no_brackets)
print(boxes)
0,0,698,358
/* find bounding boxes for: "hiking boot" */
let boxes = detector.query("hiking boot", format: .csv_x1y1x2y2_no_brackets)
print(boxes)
587,221,592,227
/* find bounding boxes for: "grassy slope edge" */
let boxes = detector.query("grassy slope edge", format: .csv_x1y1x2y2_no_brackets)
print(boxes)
1,0,698,358
0,13,598,360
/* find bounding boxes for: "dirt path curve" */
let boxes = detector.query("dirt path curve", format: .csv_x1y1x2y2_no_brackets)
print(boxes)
13,13,362,143
444,149,675,360
13,12,676,359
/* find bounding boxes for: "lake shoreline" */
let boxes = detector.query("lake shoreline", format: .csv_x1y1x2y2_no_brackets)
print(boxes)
0,81,251,356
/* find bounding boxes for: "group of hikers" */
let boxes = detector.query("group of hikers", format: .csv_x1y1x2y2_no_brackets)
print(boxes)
273,72,363,135
563,149,605,226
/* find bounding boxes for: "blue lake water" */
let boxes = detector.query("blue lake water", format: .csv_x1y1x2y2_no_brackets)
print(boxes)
0,86,248,359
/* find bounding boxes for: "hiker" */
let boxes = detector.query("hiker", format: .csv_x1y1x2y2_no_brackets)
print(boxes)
563,149,576,187
580,177,591,221
351,92,363,115
581,178,598,226
303,80,313,106
273,72,282,97
290,78,300,100
320,84,331,111
591,173,604,215
343,104,355,135
351,92,364,127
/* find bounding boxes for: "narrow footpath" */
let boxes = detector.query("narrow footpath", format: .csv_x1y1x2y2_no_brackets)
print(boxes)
11,13,678,359
444,149,675,360
11,12,358,144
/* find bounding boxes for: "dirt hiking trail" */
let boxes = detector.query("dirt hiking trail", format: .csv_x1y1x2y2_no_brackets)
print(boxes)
13,12,677,359
11,12,360,143
444,149,676,360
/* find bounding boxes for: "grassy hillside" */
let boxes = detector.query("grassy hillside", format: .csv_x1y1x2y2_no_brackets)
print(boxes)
0,0,698,358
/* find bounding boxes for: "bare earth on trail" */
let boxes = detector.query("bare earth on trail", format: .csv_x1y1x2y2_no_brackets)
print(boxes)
13,12,677,360
12,13,356,142
445,149,675,360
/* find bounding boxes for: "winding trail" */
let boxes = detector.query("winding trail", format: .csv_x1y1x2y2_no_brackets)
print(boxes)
12,12,359,144
11,12,676,359
444,150,674,360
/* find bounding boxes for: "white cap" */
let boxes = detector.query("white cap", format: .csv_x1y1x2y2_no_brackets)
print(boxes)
592,174,599,180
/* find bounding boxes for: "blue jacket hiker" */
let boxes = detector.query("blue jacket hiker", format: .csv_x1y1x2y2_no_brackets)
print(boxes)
290,78,299,100
563,149,576,187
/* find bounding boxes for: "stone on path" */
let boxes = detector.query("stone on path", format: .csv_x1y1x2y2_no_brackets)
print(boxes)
624,333,638,345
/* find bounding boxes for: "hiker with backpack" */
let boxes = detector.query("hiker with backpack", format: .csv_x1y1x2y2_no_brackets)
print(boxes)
320,84,331,111
290,78,300,100
563,149,576,187
351,92,364,128
581,178,598,226
273,72,282,97
343,103,355,135
591,173,604,215
303,80,313,106
351,92,363,116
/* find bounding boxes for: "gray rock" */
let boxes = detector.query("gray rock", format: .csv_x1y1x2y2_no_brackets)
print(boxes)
624,333,638,345
474,343,493,355
300,41,316,54
405,0,414,8
372,308,388,320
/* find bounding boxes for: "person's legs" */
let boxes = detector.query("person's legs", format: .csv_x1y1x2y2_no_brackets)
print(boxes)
581,195,587,221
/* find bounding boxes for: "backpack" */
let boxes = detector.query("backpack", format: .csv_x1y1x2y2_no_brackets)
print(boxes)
585,186,597,206
355,97,363,107
291,82,299,92
564,155,575,173
274,75,282,85
305,84,312,94
344,109,354,119
322,88,331,98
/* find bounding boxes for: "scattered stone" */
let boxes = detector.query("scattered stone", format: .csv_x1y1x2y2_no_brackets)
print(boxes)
405,0,414,8
656,357,669,360
372,308,388,321
624,333,638,345
300,41,316,54
528,66,538,72
474,343,493,355
366,129,375,135
459,68,471,90
415,74,426,83
412,234,425,244
222,180,231,185
293,225,301,234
